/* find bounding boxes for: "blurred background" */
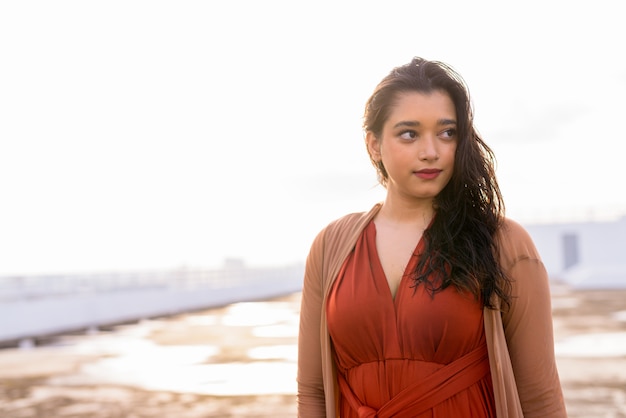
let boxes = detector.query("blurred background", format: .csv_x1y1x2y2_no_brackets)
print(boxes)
2,0,625,275
1,0,625,417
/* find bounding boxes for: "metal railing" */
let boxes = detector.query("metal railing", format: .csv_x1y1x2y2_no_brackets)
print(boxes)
0,263,305,344
0,264,304,301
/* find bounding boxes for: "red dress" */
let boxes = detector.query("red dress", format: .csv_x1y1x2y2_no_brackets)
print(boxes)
327,221,496,417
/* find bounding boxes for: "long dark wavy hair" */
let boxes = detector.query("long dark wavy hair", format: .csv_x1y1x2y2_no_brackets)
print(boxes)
363,57,511,310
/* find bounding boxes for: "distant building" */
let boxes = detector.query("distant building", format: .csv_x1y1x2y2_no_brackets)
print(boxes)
222,258,246,269
524,216,626,289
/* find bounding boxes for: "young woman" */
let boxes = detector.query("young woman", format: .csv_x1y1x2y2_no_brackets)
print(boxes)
297,57,567,417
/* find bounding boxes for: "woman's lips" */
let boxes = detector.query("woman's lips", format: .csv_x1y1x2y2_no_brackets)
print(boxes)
414,169,442,180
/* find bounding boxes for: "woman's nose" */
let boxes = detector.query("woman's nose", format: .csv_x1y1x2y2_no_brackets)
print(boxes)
418,135,439,161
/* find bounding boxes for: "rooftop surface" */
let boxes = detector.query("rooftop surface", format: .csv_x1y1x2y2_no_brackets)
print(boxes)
0,284,625,417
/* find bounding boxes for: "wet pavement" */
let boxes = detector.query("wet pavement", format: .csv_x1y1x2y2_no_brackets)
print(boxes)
0,284,625,417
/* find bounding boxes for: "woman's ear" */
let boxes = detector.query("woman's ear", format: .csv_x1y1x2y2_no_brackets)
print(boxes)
366,131,381,162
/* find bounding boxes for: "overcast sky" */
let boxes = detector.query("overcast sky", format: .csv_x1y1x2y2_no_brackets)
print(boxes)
1,1,625,275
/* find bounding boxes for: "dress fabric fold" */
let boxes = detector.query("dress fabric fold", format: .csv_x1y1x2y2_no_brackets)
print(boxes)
326,221,496,417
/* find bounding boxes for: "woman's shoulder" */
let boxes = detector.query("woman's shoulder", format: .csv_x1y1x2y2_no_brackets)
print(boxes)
311,203,381,249
497,217,532,240
495,217,542,269
322,203,380,234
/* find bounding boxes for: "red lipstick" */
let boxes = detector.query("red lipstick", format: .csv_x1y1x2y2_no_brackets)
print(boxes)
414,169,442,180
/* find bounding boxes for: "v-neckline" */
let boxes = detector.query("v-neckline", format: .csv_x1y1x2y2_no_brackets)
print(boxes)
368,221,424,306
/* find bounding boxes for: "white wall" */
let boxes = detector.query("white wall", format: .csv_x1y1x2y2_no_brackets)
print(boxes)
524,217,626,289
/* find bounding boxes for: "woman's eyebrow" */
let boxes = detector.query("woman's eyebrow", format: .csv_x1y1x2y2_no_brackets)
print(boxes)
393,120,420,129
392,119,456,129
439,118,457,126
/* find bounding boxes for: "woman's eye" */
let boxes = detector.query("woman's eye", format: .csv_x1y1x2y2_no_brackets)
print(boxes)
441,128,457,139
399,130,417,140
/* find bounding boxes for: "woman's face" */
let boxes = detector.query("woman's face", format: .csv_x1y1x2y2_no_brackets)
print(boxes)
367,90,458,203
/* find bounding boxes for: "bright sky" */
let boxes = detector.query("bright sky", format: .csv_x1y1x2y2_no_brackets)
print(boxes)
1,1,625,275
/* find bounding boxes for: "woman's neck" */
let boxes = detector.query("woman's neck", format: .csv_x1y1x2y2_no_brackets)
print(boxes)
376,195,435,229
